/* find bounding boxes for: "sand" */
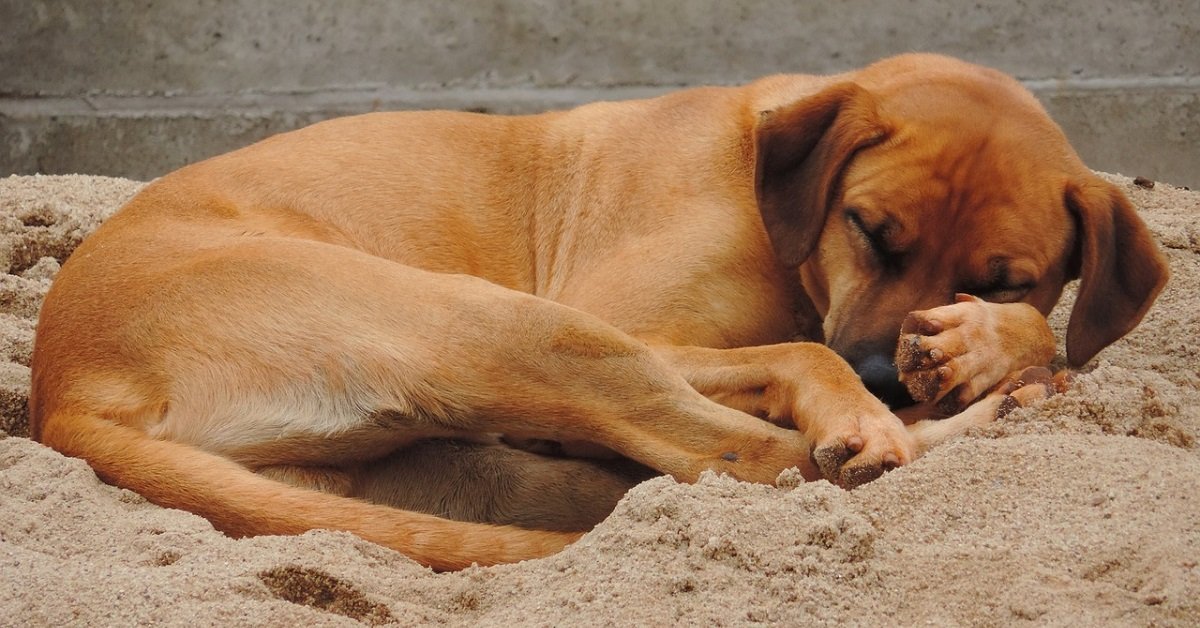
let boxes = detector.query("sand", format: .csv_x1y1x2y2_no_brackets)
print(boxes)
0,172,1197,626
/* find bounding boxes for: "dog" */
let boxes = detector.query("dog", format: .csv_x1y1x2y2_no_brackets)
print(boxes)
29,54,1167,571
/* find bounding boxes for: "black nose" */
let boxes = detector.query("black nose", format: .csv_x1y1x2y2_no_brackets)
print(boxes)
854,354,915,409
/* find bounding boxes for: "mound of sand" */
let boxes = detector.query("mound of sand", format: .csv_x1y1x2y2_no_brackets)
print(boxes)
1,173,1197,625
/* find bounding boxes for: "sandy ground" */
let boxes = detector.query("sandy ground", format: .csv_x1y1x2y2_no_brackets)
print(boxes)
0,172,1197,626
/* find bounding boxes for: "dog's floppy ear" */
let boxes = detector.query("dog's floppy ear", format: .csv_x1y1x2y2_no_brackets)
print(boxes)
755,82,891,266
1064,176,1169,366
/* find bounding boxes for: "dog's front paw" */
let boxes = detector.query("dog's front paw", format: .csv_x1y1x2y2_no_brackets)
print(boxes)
894,294,1056,413
809,407,915,489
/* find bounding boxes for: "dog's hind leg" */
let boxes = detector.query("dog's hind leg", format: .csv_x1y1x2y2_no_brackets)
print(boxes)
133,236,817,485
347,438,655,532
37,232,817,567
253,439,649,532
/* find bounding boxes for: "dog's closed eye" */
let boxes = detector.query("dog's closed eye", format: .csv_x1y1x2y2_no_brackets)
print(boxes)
844,207,902,268
962,258,1035,302
973,283,1033,303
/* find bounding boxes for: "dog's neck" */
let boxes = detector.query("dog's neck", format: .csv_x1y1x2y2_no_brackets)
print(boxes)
498,82,824,346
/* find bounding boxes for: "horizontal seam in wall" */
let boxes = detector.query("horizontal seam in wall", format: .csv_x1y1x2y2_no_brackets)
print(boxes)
1,77,1198,118
0,86,675,117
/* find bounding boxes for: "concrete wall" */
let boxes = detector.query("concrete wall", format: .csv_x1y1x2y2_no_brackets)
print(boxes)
2,0,1197,186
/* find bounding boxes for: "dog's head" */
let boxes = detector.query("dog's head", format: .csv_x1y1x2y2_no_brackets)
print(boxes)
754,54,1169,407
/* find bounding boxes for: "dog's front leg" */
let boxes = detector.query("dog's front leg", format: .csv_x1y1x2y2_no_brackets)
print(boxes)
651,343,915,488
418,295,822,486
894,294,1057,412
892,295,1068,453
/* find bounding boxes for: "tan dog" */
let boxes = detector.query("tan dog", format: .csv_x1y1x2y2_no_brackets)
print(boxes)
29,54,1167,571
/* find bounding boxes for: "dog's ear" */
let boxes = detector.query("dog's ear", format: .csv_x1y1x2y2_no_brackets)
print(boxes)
755,82,891,266
1064,176,1169,366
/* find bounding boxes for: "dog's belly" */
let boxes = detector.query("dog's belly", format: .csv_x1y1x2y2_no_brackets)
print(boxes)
146,392,472,468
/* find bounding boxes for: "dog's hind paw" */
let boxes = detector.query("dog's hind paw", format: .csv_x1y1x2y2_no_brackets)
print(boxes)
994,366,1071,418
809,412,913,489
813,440,899,488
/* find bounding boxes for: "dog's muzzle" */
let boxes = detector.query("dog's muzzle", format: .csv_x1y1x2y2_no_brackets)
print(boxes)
853,353,915,409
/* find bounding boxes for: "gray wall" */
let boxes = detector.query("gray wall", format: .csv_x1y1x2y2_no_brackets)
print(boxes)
2,0,1197,186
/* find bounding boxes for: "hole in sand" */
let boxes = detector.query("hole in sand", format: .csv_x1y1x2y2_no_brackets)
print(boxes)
151,550,180,566
258,565,394,625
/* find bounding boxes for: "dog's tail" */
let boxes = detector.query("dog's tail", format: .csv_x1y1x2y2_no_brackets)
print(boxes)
37,409,580,571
